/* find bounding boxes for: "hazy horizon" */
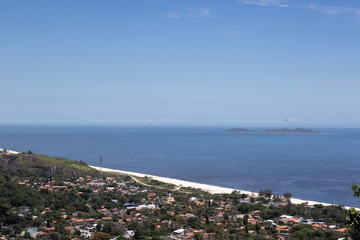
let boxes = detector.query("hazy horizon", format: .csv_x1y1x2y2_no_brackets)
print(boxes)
0,123,358,128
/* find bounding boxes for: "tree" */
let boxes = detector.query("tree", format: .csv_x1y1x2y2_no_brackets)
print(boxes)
283,192,292,214
194,232,204,240
187,217,202,229
347,183,360,239
258,189,273,204
205,209,209,225
49,232,61,240
283,192,292,199
96,223,102,232
24,232,32,239
243,214,249,234
255,223,260,234
103,222,114,234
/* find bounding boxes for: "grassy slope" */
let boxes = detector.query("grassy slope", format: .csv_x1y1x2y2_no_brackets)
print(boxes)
0,153,209,195
0,153,98,179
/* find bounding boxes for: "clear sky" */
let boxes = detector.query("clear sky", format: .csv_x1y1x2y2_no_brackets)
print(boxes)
1,0,360,127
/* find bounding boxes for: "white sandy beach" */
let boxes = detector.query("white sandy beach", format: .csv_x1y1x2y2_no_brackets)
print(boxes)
90,166,360,211
0,148,358,211
0,148,20,154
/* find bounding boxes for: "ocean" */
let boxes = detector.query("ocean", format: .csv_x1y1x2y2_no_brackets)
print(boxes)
0,125,359,208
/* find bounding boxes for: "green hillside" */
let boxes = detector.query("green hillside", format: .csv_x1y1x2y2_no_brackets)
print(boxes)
0,153,98,179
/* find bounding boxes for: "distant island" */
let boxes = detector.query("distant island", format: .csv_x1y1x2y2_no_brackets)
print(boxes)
225,128,321,134
224,128,255,133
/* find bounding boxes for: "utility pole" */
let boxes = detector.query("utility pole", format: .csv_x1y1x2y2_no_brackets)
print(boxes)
99,157,102,181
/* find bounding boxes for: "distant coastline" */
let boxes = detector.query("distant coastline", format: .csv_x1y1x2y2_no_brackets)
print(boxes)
1,126,359,207
1,146,359,209
225,128,321,134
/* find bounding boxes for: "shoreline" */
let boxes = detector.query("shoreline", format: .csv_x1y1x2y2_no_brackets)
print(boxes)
1,148,358,211
0,148,20,154
90,166,360,211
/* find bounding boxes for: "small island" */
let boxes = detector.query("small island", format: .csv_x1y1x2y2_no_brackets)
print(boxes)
260,128,320,134
224,128,255,133
225,128,321,134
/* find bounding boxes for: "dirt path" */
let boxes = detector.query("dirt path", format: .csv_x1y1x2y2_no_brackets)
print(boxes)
130,176,166,189
130,176,192,194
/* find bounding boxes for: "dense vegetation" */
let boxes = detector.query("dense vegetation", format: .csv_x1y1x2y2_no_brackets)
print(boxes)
0,152,357,239
347,183,360,239
0,153,98,180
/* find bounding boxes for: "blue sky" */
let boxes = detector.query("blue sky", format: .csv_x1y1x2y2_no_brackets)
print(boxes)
1,0,360,127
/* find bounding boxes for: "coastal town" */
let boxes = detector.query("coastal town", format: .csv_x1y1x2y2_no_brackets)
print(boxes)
0,150,357,240
3,0,360,238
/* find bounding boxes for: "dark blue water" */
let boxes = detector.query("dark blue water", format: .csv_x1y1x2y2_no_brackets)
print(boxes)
0,125,359,207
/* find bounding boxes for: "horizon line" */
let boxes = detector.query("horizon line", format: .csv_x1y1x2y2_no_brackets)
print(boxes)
0,123,359,129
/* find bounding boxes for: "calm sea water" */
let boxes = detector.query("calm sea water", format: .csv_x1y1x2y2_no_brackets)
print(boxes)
0,125,359,207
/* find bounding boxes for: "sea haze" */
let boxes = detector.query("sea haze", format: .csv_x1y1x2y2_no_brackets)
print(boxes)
0,125,359,207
